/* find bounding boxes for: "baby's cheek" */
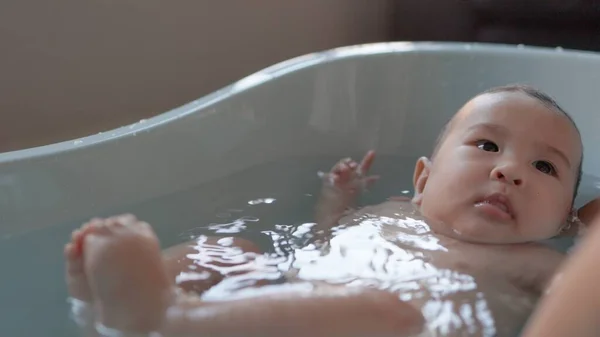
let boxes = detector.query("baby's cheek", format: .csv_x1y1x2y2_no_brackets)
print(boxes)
422,195,460,225
419,195,446,222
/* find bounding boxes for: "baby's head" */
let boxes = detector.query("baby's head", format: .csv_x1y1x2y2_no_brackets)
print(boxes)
412,84,583,244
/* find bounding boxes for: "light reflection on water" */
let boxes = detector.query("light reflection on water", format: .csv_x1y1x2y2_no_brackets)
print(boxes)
177,201,534,336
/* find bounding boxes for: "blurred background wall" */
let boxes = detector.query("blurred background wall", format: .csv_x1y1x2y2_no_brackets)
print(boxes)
1,0,598,152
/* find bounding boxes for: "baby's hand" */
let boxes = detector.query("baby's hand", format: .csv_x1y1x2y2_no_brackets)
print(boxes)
313,151,379,233
578,198,600,226
319,150,379,196
575,198,600,237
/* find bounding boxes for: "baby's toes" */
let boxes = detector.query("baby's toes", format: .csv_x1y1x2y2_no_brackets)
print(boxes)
82,218,105,234
71,228,83,243
69,219,104,254
105,214,139,232
69,230,84,256
65,243,85,275
64,242,80,264
89,220,116,236
72,219,100,242
64,242,93,301
99,215,156,242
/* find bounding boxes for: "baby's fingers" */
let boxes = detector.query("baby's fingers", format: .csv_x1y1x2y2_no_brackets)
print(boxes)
334,158,359,177
358,150,376,175
332,158,351,173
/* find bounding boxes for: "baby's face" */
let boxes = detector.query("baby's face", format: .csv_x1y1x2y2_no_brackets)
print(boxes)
414,92,582,244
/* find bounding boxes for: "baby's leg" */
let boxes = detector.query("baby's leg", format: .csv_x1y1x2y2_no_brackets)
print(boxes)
161,283,426,337
161,235,264,294
66,215,425,337
66,219,265,309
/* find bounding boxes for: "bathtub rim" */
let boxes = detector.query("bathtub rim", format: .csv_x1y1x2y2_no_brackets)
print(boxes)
1,41,598,163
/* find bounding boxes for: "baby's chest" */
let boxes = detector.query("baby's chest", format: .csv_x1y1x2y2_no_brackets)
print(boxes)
322,208,559,294
431,243,558,295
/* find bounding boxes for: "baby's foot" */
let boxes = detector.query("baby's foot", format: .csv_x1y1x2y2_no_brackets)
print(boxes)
82,214,174,333
64,219,102,302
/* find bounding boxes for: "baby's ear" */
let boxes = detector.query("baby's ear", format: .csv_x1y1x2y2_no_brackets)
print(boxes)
412,157,432,205
556,210,581,237
557,205,593,237
558,198,600,237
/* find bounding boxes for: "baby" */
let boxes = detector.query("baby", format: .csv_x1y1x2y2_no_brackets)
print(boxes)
64,84,597,337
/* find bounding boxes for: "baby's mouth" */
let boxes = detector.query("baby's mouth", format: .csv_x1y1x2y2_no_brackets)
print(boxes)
474,194,515,220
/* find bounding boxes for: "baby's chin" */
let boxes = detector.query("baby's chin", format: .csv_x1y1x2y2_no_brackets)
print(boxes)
417,205,556,244
439,218,536,245
452,228,559,245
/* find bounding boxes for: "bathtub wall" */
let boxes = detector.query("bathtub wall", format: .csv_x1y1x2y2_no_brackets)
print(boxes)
0,0,393,152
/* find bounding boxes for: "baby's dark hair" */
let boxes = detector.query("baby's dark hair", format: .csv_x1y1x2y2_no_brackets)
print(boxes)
432,84,583,201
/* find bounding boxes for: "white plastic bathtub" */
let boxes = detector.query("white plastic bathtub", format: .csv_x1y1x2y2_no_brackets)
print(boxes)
1,42,599,337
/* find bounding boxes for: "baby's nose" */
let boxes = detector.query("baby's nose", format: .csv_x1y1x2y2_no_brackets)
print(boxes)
491,165,523,186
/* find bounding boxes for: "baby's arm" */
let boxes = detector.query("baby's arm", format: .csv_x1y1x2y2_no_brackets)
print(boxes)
314,151,378,234
522,211,600,337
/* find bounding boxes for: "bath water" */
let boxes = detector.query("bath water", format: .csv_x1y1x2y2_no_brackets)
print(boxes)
0,154,591,337
0,154,415,337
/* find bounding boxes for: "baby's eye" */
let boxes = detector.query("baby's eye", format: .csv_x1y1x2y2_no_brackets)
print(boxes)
476,140,499,152
534,161,556,175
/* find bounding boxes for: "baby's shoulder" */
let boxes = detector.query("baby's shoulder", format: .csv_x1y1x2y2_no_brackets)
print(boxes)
495,243,564,294
510,242,564,262
494,243,564,273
